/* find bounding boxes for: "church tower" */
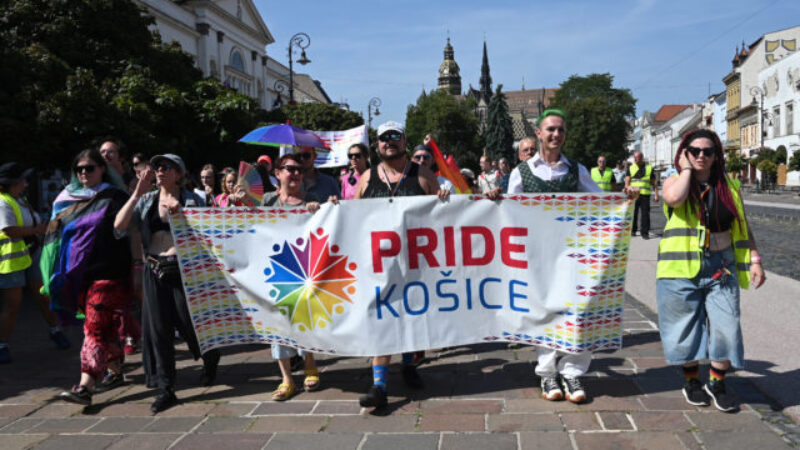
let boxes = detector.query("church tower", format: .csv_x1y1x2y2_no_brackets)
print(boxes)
479,40,492,104
438,37,462,95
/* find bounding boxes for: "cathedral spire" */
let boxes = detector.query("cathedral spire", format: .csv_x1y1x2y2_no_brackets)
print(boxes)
479,40,492,104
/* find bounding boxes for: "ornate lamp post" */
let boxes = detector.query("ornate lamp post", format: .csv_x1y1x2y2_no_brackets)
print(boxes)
367,97,382,129
272,79,290,108
288,32,311,105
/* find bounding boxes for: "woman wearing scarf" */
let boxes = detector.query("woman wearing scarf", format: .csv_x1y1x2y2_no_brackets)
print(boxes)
46,149,132,406
114,153,220,413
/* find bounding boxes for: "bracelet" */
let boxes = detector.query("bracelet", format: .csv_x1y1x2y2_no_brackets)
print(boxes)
680,167,692,172
750,255,761,263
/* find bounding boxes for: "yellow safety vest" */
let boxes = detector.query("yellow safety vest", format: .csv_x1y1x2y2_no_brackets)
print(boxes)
656,176,751,289
590,167,614,192
629,164,653,195
0,192,32,274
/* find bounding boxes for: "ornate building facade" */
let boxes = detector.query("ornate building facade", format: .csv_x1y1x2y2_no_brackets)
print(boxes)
438,38,462,95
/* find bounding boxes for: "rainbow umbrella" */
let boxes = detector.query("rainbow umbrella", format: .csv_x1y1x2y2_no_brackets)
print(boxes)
239,124,328,150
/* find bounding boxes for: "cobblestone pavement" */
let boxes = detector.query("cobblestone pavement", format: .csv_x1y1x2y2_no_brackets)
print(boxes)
1,292,798,449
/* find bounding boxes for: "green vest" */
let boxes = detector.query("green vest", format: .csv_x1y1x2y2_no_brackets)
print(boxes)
629,164,652,195
0,192,32,274
590,167,613,192
656,176,751,289
517,158,579,193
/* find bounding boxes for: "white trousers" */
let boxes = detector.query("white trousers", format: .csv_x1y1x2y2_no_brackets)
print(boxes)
535,348,592,377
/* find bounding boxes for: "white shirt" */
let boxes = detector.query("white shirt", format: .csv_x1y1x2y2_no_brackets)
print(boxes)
476,171,500,193
507,153,601,193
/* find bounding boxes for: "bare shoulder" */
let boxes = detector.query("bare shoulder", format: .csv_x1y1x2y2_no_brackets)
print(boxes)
354,167,371,199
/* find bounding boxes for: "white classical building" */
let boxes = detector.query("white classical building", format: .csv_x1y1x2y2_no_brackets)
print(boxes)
758,51,800,185
133,0,330,109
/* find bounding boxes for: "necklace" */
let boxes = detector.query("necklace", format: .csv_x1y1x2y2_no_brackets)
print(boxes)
380,162,411,197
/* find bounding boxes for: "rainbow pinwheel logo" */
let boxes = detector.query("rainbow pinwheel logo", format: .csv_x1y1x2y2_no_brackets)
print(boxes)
264,228,358,332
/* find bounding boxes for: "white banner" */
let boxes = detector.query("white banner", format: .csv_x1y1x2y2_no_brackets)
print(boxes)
311,125,368,168
172,193,633,356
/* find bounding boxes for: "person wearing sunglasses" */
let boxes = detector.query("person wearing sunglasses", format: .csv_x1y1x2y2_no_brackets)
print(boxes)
354,121,448,409
261,153,337,401
51,149,132,405
411,144,455,194
625,151,659,239
297,146,340,203
114,153,221,413
340,143,370,200
657,129,765,413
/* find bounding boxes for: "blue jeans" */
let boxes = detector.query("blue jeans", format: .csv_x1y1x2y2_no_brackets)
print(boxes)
271,344,305,360
656,246,744,368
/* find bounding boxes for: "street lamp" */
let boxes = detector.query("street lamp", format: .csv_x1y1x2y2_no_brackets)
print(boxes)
287,32,311,105
367,97,381,129
272,79,290,108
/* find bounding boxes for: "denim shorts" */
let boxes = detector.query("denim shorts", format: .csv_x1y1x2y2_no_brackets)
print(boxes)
0,248,42,289
656,246,744,368
271,344,305,360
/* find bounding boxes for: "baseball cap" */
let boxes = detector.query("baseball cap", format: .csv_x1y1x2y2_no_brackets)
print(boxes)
377,121,405,137
150,153,186,174
257,155,272,165
0,162,33,185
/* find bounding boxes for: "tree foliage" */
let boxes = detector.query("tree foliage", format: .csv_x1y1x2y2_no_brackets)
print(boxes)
484,85,515,162
550,73,637,168
405,90,482,169
725,148,747,176
0,0,261,172
789,150,800,172
264,103,364,131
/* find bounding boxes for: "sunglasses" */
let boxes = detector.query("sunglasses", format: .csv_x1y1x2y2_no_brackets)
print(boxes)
156,162,175,172
298,152,314,160
686,146,716,158
348,153,363,160
75,165,96,174
412,154,432,161
379,132,403,142
280,165,302,174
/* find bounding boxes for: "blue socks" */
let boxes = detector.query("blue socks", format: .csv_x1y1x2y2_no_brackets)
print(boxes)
372,364,388,391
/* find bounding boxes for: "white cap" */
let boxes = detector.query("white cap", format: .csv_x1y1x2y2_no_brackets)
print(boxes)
377,121,405,137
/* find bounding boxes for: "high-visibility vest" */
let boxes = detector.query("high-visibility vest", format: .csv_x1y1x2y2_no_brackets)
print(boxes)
656,176,751,289
0,192,32,274
590,167,614,192
629,164,653,195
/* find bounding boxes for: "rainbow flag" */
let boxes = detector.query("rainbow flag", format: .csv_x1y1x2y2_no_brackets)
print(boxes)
428,139,472,194
238,161,264,205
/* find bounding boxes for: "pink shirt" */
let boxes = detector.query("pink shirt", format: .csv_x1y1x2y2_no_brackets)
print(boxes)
340,170,363,200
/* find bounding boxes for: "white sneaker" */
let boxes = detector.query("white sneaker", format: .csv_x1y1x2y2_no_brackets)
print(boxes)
540,376,563,401
561,376,586,403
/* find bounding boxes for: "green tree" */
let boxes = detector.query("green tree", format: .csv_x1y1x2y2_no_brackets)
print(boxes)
276,103,364,131
405,89,482,169
757,160,778,186
725,148,747,177
484,85,515,162
550,73,636,168
789,150,800,172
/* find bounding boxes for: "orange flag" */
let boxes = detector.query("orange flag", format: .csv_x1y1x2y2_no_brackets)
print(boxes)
428,139,472,194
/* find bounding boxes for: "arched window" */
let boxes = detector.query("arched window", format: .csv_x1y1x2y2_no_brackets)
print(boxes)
230,49,245,72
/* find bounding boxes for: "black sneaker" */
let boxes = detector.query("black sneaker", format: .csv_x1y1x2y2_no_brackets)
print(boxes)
95,371,125,392
401,365,424,389
200,350,220,386
359,385,388,409
540,375,563,401
704,380,738,412
682,378,710,406
49,329,71,350
561,376,587,403
150,389,178,413
59,385,92,406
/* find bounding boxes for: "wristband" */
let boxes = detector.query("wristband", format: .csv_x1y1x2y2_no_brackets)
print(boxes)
681,167,692,172
750,255,761,263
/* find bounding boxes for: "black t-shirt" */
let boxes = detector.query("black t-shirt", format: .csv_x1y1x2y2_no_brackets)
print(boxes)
84,189,132,281
362,163,425,198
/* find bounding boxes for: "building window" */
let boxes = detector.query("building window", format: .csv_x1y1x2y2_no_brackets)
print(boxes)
230,50,245,73
787,102,794,135
773,106,781,137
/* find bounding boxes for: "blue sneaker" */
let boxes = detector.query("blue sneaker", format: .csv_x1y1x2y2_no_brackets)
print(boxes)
49,330,71,350
0,346,10,364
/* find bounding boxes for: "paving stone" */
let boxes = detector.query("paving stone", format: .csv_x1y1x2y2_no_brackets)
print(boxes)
207,402,257,416
630,411,693,431
94,403,154,416
580,396,643,411
487,413,563,431
419,413,485,431
674,432,704,450
598,411,634,430
584,378,644,397
441,433,518,450
249,416,327,433
0,418,12,429
142,417,204,432
27,417,100,433
107,433,182,450
699,431,790,450
311,400,361,415
687,411,772,432
420,399,503,414
0,417,44,433
86,417,155,433
265,432,363,449
640,396,698,411
32,434,122,450
28,403,85,418
157,403,215,417
251,401,316,415
361,433,440,450
560,412,602,431
0,433,48,450
630,357,671,369
172,433,271,450
325,415,417,433
0,404,37,417
518,431,573,450
194,417,254,433
505,398,581,413
573,431,688,449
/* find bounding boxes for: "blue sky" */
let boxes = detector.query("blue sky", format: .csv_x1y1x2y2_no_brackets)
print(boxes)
254,0,799,126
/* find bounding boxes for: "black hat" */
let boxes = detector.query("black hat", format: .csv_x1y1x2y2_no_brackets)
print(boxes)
0,163,33,185
413,144,432,153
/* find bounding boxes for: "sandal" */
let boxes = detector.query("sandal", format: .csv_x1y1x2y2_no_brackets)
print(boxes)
271,382,296,401
303,368,321,392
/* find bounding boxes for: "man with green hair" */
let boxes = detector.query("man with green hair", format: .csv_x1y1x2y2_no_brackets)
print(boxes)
494,109,638,404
